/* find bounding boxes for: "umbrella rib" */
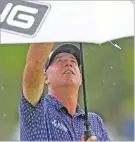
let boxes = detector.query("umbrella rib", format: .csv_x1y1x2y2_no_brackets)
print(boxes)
130,0,134,4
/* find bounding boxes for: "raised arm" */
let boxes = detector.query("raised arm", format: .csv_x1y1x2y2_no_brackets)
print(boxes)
23,43,54,105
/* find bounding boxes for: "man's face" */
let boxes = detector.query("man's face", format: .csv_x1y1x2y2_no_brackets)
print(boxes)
45,52,82,88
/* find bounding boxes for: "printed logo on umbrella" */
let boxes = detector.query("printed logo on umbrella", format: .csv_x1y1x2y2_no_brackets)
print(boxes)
0,0,51,37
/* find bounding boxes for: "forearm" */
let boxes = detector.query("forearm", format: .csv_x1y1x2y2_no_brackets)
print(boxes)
23,43,54,105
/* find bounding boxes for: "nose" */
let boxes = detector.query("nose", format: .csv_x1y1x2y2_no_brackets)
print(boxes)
64,59,73,67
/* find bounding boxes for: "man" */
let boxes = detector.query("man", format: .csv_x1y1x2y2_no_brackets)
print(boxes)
19,43,110,141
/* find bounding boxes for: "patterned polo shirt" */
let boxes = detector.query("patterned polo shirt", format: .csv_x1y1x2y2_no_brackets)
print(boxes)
19,93,110,141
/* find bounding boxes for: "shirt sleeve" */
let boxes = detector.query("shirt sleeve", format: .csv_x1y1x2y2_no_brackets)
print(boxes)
96,114,110,141
19,92,50,141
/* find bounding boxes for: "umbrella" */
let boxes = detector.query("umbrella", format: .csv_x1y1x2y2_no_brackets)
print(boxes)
0,0,134,140
0,1,134,44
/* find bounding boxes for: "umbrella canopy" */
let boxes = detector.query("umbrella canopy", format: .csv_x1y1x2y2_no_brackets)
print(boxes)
0,0,134,44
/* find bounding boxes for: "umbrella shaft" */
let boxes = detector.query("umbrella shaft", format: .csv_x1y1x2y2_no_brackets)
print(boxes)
80,43,89,123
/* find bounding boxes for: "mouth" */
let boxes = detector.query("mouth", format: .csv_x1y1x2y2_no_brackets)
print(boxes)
63,70,74,75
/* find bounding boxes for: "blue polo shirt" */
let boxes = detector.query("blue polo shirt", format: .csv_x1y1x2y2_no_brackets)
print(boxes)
19,93,110,141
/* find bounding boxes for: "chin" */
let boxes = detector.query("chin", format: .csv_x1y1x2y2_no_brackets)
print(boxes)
63,79,76,86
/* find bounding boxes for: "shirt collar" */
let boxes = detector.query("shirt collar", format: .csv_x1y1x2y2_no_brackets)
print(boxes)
46,94,85,117
76,104,85,117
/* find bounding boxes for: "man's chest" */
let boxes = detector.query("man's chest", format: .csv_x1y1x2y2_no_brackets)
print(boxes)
46,110,84,141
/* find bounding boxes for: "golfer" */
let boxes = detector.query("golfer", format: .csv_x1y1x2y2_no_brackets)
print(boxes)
19,43,110,141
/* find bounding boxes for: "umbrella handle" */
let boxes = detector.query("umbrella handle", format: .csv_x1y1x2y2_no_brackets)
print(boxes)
84,130,92,141
84,120,92,140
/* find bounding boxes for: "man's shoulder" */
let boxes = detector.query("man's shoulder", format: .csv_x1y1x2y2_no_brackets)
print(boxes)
20,92,49,113
88,112,100,117
88,112,103,123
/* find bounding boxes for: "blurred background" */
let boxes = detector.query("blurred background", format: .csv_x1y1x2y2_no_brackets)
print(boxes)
0,36,134,141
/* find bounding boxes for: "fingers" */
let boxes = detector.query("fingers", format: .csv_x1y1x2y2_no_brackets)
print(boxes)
81,135,97,141
88,136,97,141
81,136,85,141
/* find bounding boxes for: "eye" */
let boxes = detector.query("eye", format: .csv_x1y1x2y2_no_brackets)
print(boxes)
56,59,64,64
71,59,77,65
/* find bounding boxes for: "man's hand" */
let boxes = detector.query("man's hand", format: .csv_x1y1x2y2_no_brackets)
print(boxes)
81,136,97,141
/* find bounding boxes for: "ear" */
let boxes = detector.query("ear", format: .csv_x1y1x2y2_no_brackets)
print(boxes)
44,72,50,85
